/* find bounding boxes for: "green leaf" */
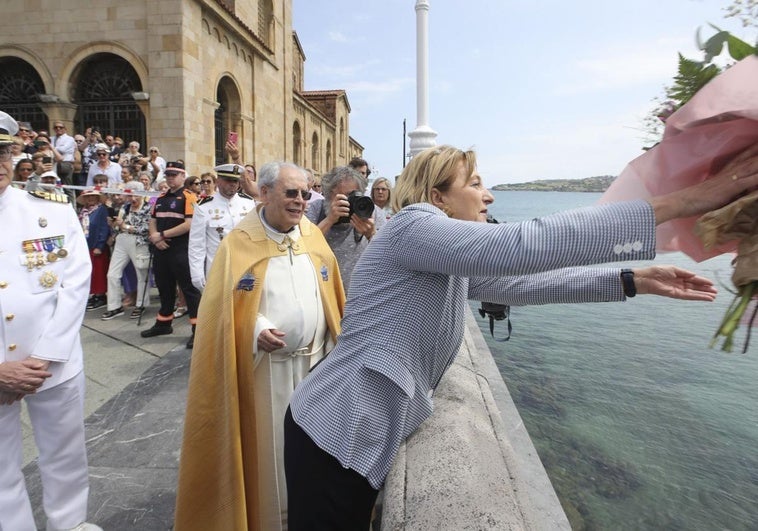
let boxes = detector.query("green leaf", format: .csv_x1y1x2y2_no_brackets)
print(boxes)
726,33,757,60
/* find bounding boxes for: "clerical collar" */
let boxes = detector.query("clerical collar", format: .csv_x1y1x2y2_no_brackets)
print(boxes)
259,207,301,244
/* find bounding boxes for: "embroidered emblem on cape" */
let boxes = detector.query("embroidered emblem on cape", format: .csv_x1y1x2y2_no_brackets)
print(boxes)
320,265,328,282
39,270,58,288
237,272,255,291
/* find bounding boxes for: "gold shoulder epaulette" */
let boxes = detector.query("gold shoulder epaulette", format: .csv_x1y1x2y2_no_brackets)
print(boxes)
28,190,71,204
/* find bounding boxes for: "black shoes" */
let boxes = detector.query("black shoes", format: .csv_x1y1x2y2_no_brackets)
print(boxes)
86,295,106,311
130,307,146,319
101,307,125,320
140,321,173,338
186,324,195,349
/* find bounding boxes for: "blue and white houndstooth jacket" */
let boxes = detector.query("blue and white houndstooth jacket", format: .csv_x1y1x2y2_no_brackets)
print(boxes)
290,200,656,489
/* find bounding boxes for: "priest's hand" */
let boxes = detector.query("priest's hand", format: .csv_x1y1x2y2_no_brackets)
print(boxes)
258,328,287,353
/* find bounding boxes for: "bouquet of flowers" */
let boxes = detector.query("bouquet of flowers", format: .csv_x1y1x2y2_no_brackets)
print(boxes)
696,190,758,352
600,54,758,352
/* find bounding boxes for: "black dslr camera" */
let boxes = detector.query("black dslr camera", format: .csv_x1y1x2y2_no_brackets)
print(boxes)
338,191,375,224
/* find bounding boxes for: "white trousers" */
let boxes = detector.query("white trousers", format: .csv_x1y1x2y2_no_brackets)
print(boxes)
253,349,324,531
106,233,150,311
0,371,89,531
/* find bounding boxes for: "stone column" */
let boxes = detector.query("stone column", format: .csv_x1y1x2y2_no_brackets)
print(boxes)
408,0,438,158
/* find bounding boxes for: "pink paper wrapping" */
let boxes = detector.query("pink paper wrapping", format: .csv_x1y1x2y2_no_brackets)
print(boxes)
599,55,758,262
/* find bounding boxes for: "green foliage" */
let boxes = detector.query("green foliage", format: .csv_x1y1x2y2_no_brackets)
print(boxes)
666,54,721,106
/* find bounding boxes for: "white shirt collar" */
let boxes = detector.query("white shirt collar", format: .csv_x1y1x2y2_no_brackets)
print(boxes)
259,207,301,244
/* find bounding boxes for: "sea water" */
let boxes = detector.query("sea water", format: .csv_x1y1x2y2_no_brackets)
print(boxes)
472,191,758,530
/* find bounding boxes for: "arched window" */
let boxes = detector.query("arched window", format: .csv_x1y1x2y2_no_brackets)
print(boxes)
73,53,145,148
326,139,332,170
0,57,48,131
214,76,242,165
311,132,319,172
292,121,301,165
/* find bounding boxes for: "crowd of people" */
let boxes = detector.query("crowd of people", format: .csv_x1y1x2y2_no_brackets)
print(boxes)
4,107,758,531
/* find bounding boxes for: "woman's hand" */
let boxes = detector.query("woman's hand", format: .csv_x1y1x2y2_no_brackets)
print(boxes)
633,265,717,301
650,144,758,224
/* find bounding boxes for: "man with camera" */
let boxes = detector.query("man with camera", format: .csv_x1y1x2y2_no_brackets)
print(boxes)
305,165,386,291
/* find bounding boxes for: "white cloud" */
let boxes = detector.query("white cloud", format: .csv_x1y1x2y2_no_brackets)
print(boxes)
328,31,348,42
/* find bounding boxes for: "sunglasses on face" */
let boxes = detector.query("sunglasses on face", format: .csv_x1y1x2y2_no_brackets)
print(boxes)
201,179,213,184
54,125,65,129
284,188,311,200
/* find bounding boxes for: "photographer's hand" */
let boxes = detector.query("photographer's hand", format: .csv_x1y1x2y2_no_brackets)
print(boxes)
318,194,350,235
351,214,376,240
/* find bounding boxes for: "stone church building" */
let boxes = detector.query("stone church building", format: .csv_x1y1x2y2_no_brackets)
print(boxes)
0,0,363,173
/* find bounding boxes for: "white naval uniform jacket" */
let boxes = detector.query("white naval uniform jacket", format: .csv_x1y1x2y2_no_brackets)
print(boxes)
290,200,657,489
0,187,91,391
189,192,255,290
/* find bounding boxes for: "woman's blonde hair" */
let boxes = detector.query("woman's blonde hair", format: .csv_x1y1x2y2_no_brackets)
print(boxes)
392,145,477,213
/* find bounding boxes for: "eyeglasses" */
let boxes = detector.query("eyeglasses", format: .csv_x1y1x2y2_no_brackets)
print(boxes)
149,149,158,153
18,128,29,133
200,179,213,184
373,187,389,192
284,188,312,200
190,182,200,186
54,125,65,129
0,149,11,161
312,184,322,190
18,166,33,172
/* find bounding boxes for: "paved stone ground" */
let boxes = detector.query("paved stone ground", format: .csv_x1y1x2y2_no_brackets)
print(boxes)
23,291,191,530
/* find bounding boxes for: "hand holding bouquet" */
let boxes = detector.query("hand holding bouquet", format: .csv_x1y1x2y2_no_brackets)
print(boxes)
696,190,758,352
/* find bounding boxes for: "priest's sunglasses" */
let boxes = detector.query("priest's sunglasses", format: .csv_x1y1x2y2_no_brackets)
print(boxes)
284,188,311,200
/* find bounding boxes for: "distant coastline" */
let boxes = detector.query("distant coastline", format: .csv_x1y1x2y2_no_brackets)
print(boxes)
491,175,615,193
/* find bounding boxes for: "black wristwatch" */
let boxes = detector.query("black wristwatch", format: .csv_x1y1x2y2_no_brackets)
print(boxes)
620,269,636,298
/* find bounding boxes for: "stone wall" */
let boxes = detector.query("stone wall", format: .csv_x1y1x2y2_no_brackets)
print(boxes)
381,309,570,530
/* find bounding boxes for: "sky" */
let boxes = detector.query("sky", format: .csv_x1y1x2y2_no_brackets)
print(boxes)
292,0,752,186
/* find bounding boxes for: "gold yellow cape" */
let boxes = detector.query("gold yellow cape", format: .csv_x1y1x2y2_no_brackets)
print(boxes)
174,208,345,530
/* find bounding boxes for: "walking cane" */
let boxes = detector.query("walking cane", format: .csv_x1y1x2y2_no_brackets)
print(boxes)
137,247,154,326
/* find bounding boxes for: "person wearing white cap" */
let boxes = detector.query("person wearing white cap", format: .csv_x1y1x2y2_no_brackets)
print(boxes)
85,143,121,187
0,111,102,530
188,164,255,291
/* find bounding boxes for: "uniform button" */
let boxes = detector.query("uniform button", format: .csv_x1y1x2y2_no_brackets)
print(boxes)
613,244,623,255
8,344,17,351
622,243,633,253
0,281,7,288
5,314,14,321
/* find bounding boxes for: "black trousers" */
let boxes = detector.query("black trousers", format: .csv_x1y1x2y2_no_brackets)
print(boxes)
151,244,201,320
284,407,379,531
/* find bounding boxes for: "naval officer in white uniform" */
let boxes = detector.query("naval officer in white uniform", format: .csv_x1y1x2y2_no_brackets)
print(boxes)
189,163,255,291
0,112,102,531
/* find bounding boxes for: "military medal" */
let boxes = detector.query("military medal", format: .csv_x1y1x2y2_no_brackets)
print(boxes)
39,217,47,228
39,270,58,288
54,235,68,257
216,226,225,240
43,238,58,262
